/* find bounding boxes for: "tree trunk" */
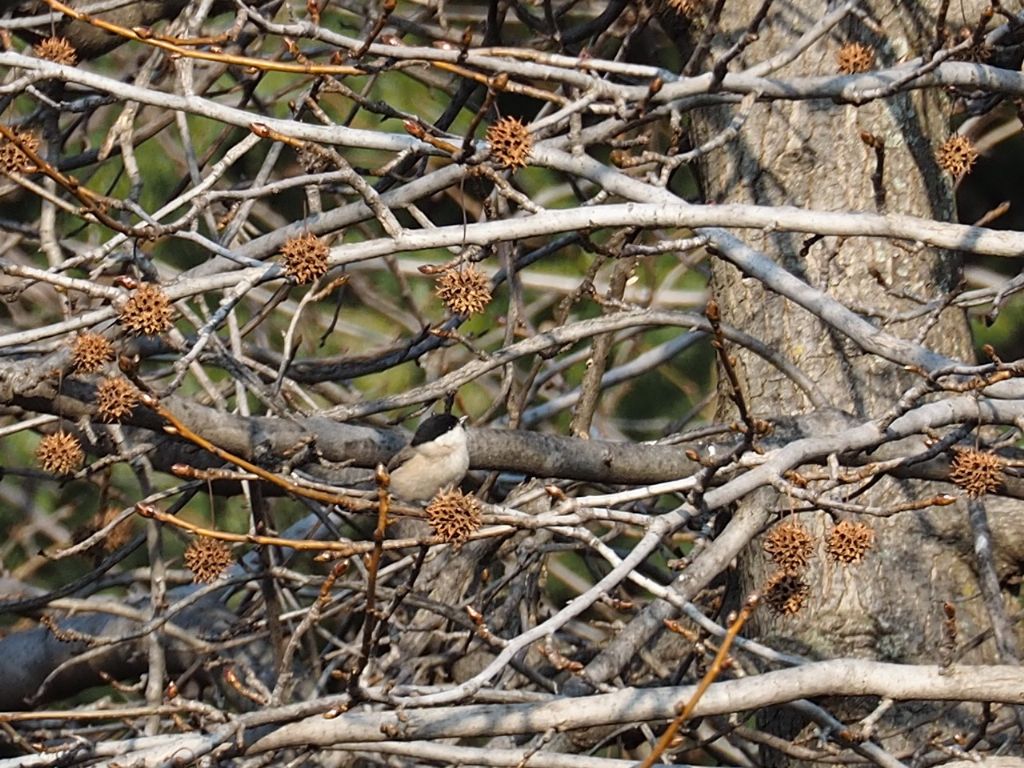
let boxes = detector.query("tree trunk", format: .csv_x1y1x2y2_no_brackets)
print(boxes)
687,0,1022,762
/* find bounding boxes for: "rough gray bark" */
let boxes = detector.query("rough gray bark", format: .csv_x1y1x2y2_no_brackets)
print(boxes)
686,0,1022,762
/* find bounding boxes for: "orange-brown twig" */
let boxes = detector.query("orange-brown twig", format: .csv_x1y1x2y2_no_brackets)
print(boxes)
318,559,350,607
353,0,397,59
639,595,759,768
41,0,365,76
169,465,255,483
249,122,307,149
403,120,461,156
139,392,369,511
224,666,267,705
0,124,142,236
348,465,392,695
427,60,564,104
135,501,419,555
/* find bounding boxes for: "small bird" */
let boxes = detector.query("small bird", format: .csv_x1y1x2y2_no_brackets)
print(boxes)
387,414,470,501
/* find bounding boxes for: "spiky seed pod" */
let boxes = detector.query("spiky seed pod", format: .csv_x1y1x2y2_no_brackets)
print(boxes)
949,447,1004,497
0,129,40,175
34,36,77,66
435,266,492,315
826,520,875,564
935,135,978,177
280,233,329,284
183,537,234,583
426,488,482,545
487,116,533,170
36,431,84,475
762,519,814,574
836,42,875,74
96,376,139,422
119,283,174,335
763,572,810,615
72,333,115,373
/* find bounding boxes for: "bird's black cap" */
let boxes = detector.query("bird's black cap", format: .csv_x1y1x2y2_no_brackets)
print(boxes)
410,414,460,445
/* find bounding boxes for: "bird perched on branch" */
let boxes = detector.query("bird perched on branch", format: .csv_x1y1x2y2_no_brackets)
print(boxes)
387,413,470,501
